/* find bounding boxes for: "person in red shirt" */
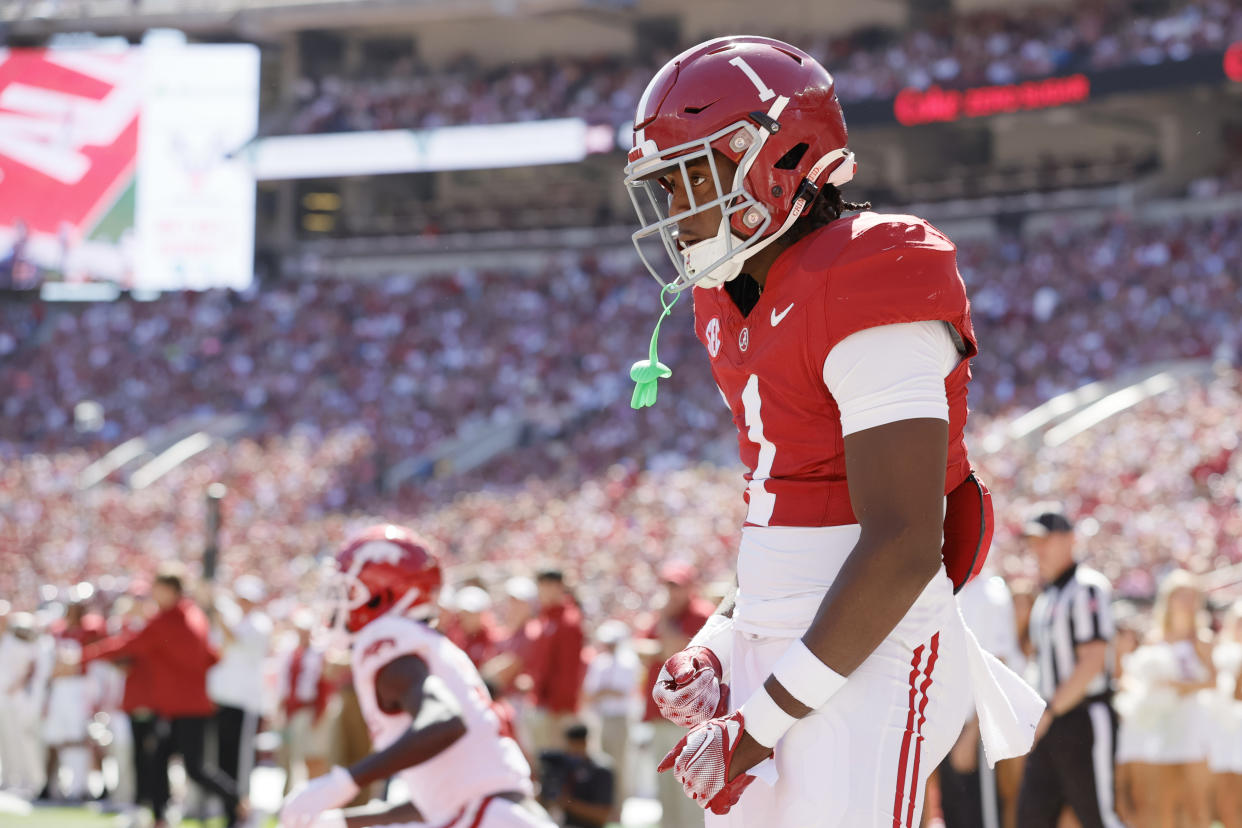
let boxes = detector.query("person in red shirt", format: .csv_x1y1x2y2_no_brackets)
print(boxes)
444,586,501,669
638,563,715,828
523,570,585,761
482,577,539,700
82,568,245,828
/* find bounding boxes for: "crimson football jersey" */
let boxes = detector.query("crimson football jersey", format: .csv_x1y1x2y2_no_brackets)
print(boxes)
693,212,977,528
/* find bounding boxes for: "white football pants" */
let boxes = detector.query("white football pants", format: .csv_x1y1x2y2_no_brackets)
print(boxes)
706,570,973,828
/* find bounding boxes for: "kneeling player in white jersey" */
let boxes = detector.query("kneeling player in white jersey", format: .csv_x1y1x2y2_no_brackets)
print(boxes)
623,35,1047,827
280,524,553,828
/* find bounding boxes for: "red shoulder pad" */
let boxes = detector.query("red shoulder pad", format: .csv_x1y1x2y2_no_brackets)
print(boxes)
807,213,968,352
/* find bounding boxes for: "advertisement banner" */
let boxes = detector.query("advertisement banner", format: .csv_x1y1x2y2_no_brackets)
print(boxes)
0,43,258,294
135,43,258,291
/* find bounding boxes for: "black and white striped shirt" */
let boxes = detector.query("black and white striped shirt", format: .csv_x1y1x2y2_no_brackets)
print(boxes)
1029,563,1115,703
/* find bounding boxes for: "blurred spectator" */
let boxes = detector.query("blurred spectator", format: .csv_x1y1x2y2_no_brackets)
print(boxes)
537,722,614,828
81,566,244,828
92,594,144,817
581,619,638,812
330,659,376,808
489,577,538,692
206,574,272,799
0,610,51,798
1211,601,1242,827
278,610,334,795
41,595,104,800
444,585,501,668
483,575,540,751
524,569,585,760
275,0,1242,136
1119,570,1216,826
638,561,716,828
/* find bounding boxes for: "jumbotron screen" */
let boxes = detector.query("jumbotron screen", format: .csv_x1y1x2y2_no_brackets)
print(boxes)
0,42,259,296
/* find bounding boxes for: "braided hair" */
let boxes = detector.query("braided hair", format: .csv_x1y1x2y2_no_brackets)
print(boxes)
782,184,871,247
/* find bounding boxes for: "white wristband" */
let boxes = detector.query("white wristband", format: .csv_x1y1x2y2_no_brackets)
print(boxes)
771,639,847,710
739,686,798,749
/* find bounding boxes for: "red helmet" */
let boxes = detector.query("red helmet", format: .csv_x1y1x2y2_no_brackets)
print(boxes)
332,524,443,634
624,36,855,292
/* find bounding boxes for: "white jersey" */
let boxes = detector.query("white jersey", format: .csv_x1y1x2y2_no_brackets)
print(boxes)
351,615,532,823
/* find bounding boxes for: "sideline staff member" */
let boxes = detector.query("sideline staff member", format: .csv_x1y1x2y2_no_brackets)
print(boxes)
1017,509,1123,828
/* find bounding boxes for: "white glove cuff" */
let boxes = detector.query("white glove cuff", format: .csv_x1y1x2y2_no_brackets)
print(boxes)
688,613,733,673
739,687,797,749
772,639,847,710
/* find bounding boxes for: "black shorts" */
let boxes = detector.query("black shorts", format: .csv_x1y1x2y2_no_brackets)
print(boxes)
1016,700,1124,828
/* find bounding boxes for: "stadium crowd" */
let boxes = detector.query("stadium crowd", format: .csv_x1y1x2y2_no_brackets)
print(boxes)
1,205,1240,822
2,209,1237,492
2,505,1242,826
282,0,1242,134
1,146,1240,828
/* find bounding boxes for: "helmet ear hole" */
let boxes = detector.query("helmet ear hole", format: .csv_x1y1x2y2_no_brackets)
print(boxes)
774,142,809,171
366,591,385,609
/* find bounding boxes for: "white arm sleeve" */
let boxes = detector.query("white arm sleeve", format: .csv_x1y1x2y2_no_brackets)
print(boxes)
822,321,960,436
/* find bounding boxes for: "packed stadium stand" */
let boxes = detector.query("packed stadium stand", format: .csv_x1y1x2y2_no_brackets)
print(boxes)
2,0,1242,826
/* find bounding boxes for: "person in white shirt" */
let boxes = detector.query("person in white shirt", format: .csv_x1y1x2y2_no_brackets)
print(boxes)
1210,600,1242,828
581,620,640,816
206,575,273,800
0,611,52,799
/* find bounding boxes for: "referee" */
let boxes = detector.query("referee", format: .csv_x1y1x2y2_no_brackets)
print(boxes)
1016,509,1124,828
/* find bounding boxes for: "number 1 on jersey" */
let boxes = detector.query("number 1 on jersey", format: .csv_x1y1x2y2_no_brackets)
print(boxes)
741,374,776,525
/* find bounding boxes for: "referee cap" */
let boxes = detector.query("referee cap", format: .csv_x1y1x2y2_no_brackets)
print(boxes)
1022,509,1074,537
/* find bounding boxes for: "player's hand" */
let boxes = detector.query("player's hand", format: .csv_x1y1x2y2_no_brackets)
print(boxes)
280,766,359,828
653,645,729,727
657,710,770,815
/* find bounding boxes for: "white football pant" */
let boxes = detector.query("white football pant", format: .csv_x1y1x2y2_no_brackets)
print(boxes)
707,570,973,828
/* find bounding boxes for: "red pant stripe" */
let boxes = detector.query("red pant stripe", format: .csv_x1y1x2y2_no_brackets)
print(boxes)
904,632,941,828
892,644,926,828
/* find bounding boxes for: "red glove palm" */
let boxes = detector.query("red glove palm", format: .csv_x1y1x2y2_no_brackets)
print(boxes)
656,710,765,815
652,645,730,727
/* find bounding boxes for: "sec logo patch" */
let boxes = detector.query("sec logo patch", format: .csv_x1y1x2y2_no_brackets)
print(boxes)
705,317,722,358
739,327,750,352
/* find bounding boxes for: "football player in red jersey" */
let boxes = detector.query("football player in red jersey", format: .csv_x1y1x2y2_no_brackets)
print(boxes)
279,525,553,828
624,36,1046,827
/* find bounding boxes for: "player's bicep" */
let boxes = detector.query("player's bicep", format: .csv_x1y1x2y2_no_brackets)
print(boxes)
843,417,948,552
827,321,953,550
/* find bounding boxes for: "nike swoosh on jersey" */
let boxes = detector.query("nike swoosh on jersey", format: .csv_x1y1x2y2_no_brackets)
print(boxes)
770,303,795,326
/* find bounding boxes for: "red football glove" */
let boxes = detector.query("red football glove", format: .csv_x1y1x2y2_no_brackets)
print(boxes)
656,710,767,815
652,646,730,727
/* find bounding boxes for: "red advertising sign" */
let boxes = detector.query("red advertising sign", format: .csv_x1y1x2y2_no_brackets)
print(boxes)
894,74,1091,126
0,49,140,236
1225,42,1242,82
